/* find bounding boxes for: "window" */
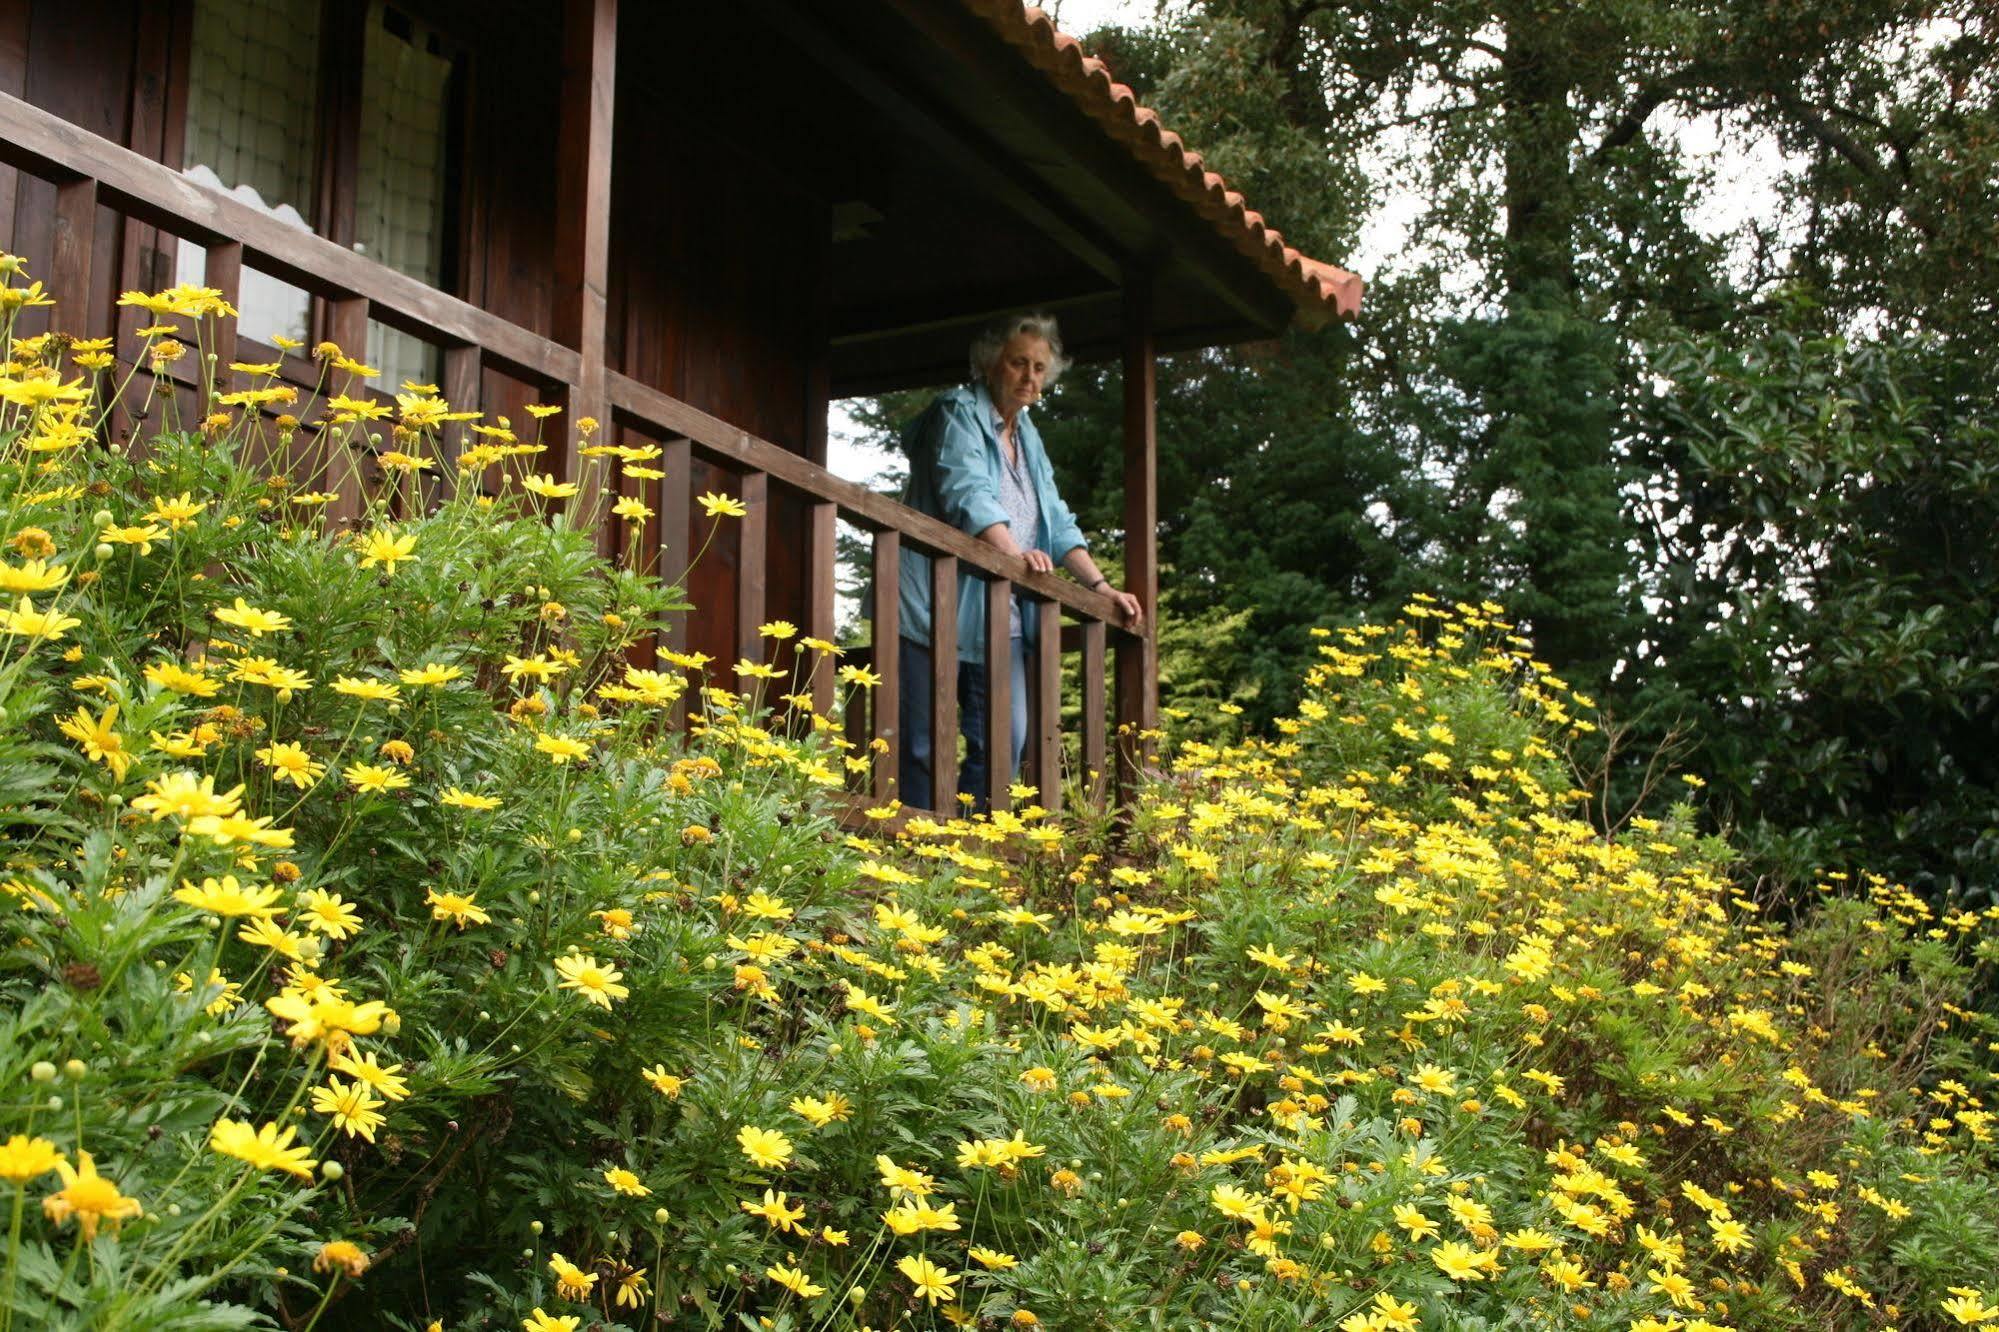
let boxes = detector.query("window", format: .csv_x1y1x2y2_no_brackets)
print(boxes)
357,6,457,388
179,0,462,385
177,0,322,349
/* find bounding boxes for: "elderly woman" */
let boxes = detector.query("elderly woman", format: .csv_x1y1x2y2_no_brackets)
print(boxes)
893,313,1143,811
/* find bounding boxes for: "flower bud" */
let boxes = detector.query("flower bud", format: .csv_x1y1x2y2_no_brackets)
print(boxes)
29,1061,56,1083
321,1160,345,1181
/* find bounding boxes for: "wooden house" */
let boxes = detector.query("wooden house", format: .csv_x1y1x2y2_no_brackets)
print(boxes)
0,0,1360,815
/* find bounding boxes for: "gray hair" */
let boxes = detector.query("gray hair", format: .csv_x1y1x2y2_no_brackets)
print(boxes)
969,313,1069,386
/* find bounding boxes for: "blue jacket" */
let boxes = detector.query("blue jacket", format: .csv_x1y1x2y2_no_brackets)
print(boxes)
894,383,1088,664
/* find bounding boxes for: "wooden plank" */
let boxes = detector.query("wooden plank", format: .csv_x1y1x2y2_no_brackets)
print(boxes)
928,554,958,814
553,0,616,542
0,92,579,384
1034,597,1061,811
734,469,768,664
808,500,837,716
984,578,1011,812
1080,617,1107,810
605,369,1123,623
870,530,901,804
1115,275,1158,806
49,177,96,334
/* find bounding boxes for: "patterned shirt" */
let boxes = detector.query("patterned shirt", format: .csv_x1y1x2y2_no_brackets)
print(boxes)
993,409,1042,640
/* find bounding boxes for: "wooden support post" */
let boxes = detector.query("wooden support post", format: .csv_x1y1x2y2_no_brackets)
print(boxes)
553,0,616,545
1034,598,1062,812
734,470,768,664
928,554,958,814
984,578,1011,812
1115,274,1159,809
49,178,96,334
1081,617,1107,810
870,530,901,803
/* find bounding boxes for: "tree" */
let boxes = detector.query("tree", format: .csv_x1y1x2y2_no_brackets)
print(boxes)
1059,1,1999,895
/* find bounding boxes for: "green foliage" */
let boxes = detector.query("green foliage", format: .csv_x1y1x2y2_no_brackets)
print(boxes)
1626,312,1999,899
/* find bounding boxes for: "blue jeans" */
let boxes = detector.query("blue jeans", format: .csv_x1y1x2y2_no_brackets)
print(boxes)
898,635,1028,813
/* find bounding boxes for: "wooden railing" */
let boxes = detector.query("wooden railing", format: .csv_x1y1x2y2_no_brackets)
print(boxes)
0,89,1146,818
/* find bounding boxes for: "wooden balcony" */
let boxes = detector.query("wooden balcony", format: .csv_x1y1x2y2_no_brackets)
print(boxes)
0,87,1153,822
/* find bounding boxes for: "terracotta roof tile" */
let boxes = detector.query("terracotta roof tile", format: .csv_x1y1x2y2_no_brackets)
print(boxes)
962,0,1362,324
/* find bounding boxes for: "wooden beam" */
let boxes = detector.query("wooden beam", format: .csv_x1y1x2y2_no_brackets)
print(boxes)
928,554,959,814
1115,274,1158,806
554,0,616,542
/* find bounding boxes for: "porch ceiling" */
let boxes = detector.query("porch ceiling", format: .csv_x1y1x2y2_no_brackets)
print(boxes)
729,0,1361,395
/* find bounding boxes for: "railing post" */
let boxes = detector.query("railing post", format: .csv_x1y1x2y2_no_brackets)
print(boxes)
870,530,901,803
437,344,481,509
734,471,768,664
325,294,370,526
808,501,838,716
1116,273,1159,809
1033,598,1062,812
202,242,242,390
984,578,1012,812
49,177,96,334
1081,618,1108,810
553,0,616,545
928,554,958,814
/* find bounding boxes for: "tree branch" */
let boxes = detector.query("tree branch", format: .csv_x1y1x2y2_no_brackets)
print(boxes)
1771,90,1939,236
1589,77,1691,165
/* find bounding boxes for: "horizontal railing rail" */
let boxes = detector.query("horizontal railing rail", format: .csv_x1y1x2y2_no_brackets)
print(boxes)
0,88,1143,819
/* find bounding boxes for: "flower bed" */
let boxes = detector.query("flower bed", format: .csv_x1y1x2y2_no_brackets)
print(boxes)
2,267,1996,1331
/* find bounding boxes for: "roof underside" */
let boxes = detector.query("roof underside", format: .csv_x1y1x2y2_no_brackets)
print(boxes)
648,0,1359,396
